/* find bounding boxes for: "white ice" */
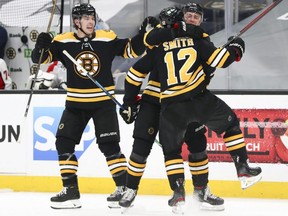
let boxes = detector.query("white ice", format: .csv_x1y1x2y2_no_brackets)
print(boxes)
0,190,287,216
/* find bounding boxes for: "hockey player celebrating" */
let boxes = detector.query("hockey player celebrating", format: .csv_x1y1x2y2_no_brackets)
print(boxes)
119,6,224,213
120,3,262,214
31,3,156,209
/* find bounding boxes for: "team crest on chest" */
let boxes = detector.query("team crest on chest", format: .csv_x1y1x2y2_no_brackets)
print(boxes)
74,51,101,78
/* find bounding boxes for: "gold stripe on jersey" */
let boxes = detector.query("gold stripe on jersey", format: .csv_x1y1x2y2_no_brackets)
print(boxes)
67,95,112,102
208,47,230,68
66,86,115,103
126,67,147,86
53,32,79,42
53,30,134,57
165,159,185,175
143,26,161,48
123,38,138,59
185,65,203,88
143,80,161,98
42,51,53,64
224,133,246,151
161,68,205,100
203,33,209,38
189,159,209,175
94,29,117,41
54,31,118,43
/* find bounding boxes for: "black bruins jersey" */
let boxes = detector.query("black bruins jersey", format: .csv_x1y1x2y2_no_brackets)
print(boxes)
125,36,239,104
32,30,145,109
124,62,161,106
124,26,214,106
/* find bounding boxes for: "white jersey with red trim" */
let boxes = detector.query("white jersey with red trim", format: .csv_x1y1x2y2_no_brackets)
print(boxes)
26,61,67,90
0,58,12,90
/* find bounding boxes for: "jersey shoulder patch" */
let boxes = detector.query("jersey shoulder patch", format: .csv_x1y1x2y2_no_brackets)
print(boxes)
53,32,77,42
94,29,117,42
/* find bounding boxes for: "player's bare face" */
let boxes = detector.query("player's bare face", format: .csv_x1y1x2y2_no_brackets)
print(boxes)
81,15,95,33
183,12,202,26
77,15,96,37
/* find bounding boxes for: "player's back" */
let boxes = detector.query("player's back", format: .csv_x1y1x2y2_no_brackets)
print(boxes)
150,37,207,104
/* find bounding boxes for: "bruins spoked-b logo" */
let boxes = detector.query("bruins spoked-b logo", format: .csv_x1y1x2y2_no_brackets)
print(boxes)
6,48,16,59
30,30,39,42
74,51,100,78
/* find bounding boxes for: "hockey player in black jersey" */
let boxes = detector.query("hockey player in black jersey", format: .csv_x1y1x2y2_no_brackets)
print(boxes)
120,3,261,214
31,3,156,209
119,6,224,213
145,0,261,191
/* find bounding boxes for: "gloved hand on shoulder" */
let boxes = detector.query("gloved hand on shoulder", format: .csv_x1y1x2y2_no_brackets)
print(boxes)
119,96,141,124
173,21,205,39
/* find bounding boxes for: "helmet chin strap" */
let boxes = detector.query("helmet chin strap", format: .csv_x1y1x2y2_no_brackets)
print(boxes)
79,27,90,37
78,21,93,37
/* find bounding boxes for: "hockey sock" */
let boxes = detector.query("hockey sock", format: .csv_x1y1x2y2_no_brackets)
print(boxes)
223,132,248,162
165,154,185,191
188,151,209,188
106,152,127,186
126,152,147,189
58,153,78,186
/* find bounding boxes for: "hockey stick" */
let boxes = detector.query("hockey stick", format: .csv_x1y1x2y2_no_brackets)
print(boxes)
223,0,283,47
17,0,57,143
62,50,163,146
62,50,125,110
157,1,283,148
185,0,283,88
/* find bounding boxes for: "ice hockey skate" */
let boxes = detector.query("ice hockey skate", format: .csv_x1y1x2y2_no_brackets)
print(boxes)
119,188,137,213
234,157,262,190
193,186,225,211
107,186,125,208
168,179,185,215
50,184,81,209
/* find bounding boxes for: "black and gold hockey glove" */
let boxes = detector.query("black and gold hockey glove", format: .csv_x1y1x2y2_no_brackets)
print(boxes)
173,21,205,39
35,32,54,51
139,16,160,35
119,96,141,124
226,36,245,62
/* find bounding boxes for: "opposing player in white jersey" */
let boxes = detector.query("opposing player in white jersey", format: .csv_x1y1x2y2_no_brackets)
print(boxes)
0,58,13,90
26,61,67,90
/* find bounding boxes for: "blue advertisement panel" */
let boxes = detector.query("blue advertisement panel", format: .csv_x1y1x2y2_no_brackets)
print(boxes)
33,107,95,161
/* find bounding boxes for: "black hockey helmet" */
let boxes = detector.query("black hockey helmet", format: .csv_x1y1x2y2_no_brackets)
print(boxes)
182,2,204,17
159,7,183,28
72,3,96,20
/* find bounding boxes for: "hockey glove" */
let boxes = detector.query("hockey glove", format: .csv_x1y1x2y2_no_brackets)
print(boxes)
35,32,54,51
226,36,245,62
139,16,160,35
173,21,205,39
119,96,141,124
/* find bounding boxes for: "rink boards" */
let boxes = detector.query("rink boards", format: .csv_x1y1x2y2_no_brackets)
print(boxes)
0,92,288,199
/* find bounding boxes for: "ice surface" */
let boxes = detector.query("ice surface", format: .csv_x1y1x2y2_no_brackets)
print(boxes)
0,191,287,216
